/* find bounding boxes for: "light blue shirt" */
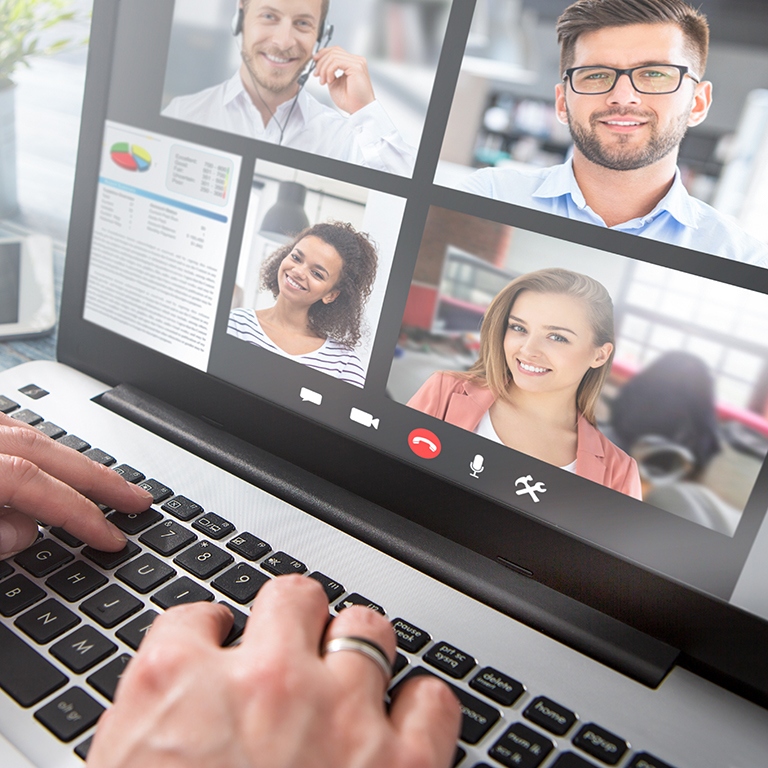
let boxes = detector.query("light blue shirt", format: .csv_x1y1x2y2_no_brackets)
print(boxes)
463,159,768,268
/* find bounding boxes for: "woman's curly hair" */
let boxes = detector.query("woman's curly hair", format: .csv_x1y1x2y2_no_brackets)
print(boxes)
260,221,378,349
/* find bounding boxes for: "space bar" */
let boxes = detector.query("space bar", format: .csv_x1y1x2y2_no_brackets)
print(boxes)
0,624,68,707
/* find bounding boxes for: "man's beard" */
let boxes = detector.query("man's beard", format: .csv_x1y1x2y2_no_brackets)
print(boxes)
566,105,691,171
241,47,307,96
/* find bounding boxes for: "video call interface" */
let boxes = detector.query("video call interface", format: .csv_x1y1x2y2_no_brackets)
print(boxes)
83,0,768,614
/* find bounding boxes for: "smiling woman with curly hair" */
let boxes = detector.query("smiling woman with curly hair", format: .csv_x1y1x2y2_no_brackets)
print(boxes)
228,221,378,388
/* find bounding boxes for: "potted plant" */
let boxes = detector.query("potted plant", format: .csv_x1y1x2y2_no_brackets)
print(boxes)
1,0,86,216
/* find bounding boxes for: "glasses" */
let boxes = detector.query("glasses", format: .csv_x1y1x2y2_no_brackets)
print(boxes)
563,65,699,95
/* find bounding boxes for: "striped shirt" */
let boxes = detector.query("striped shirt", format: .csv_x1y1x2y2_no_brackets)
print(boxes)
228,308,366,388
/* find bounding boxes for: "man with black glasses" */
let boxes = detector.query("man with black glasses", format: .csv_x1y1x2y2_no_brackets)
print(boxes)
463,0,768,265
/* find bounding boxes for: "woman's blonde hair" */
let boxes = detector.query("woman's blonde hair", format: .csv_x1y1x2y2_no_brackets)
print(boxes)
464,267,615,425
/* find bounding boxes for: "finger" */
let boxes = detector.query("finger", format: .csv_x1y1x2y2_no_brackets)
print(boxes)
0,508,40,558
0,453,128,551
390,674,462,768
112,603,232,713
322,605,396,698
0,417,153,512
241,574,329,655
141,601,233,652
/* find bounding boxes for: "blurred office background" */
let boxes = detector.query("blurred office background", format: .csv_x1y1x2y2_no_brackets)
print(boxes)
387,206,768,533
436,0,768,244
163,0,453,150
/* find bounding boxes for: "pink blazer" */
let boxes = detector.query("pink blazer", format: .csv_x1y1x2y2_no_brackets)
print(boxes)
408,372,642,499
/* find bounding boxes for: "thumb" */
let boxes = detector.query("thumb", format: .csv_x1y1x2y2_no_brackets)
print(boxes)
0,509,39,558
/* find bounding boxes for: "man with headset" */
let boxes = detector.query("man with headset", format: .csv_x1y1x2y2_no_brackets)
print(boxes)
462,0,768,265
163,0,417,176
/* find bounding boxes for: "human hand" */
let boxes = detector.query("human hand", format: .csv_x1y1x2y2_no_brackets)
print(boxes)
0,412,152,558
87,575,462,768
313,46,375,114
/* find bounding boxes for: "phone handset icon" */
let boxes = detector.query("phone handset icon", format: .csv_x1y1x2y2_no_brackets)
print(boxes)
408,429,442,459
412,436,438,452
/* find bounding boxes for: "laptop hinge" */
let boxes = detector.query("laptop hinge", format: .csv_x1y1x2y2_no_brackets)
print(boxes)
96,383,680,688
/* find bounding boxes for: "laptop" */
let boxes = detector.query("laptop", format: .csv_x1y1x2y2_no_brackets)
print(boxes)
3,0,768,765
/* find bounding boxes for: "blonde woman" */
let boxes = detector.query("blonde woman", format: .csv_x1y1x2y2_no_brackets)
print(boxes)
408,268,641,498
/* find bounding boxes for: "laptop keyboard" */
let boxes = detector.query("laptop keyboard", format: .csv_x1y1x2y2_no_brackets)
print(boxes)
0,391,677,768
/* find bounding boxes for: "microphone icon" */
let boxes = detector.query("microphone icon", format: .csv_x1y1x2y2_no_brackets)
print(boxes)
469,454,485,478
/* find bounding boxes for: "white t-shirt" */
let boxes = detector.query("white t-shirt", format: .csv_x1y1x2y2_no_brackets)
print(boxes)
474,410,577,473
163,72,416,176
227,308,366,388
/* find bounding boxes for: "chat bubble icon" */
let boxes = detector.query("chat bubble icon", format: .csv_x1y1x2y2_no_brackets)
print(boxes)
300,387,323,406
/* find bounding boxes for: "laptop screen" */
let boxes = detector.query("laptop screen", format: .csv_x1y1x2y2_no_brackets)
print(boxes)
68,0,768,680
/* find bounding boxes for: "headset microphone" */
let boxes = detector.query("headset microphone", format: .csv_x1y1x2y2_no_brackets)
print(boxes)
297,23,334,86
231,0,244,36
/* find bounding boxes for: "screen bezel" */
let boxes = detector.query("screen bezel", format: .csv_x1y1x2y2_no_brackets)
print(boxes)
59,0,768,706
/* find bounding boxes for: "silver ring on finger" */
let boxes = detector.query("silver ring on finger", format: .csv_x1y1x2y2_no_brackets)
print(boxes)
323,636,393,686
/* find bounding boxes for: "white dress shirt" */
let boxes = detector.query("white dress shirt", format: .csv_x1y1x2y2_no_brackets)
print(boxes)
163,71,416,177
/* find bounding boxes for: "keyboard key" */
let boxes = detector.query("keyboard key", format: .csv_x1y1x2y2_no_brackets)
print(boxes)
393,668,500,745
11,408,43,425
83,541,140,570
193,512,235,540
75,735,94,760
87,653,132,702
261,551,307,576
81,584,143,628
0,559,14,579
15,538,73,577
15,598,80,644
112,464,145,484
137,478,173,504
0,623,68,706
551,754,600,768
334,593,384,615
488,723,554,768
37,421,66,439
572,724,628,765
19,384,48,399
140,519,197,556
227,531,270,560
116,553,176,593
108,507,163,535
392,618,430,653
51,625,117,673
0,573,45,616
453,747,466,767
393,653,409,677
116,610,159,650
83,448,116,466
471,667,525,707
628,753,677,768
221,602,249,646
161,495,203,521
47,561,108,601
35,687,105,742
212,563,269,604
49,527,84,548
524,696,577,736
151,576,214,609
57,434,91,452
0,394,19,413
309,572,345,603
174,540,233,579
423,641,476,679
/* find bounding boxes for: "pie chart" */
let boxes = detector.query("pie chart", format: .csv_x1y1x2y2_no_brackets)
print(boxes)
111,142,152,172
